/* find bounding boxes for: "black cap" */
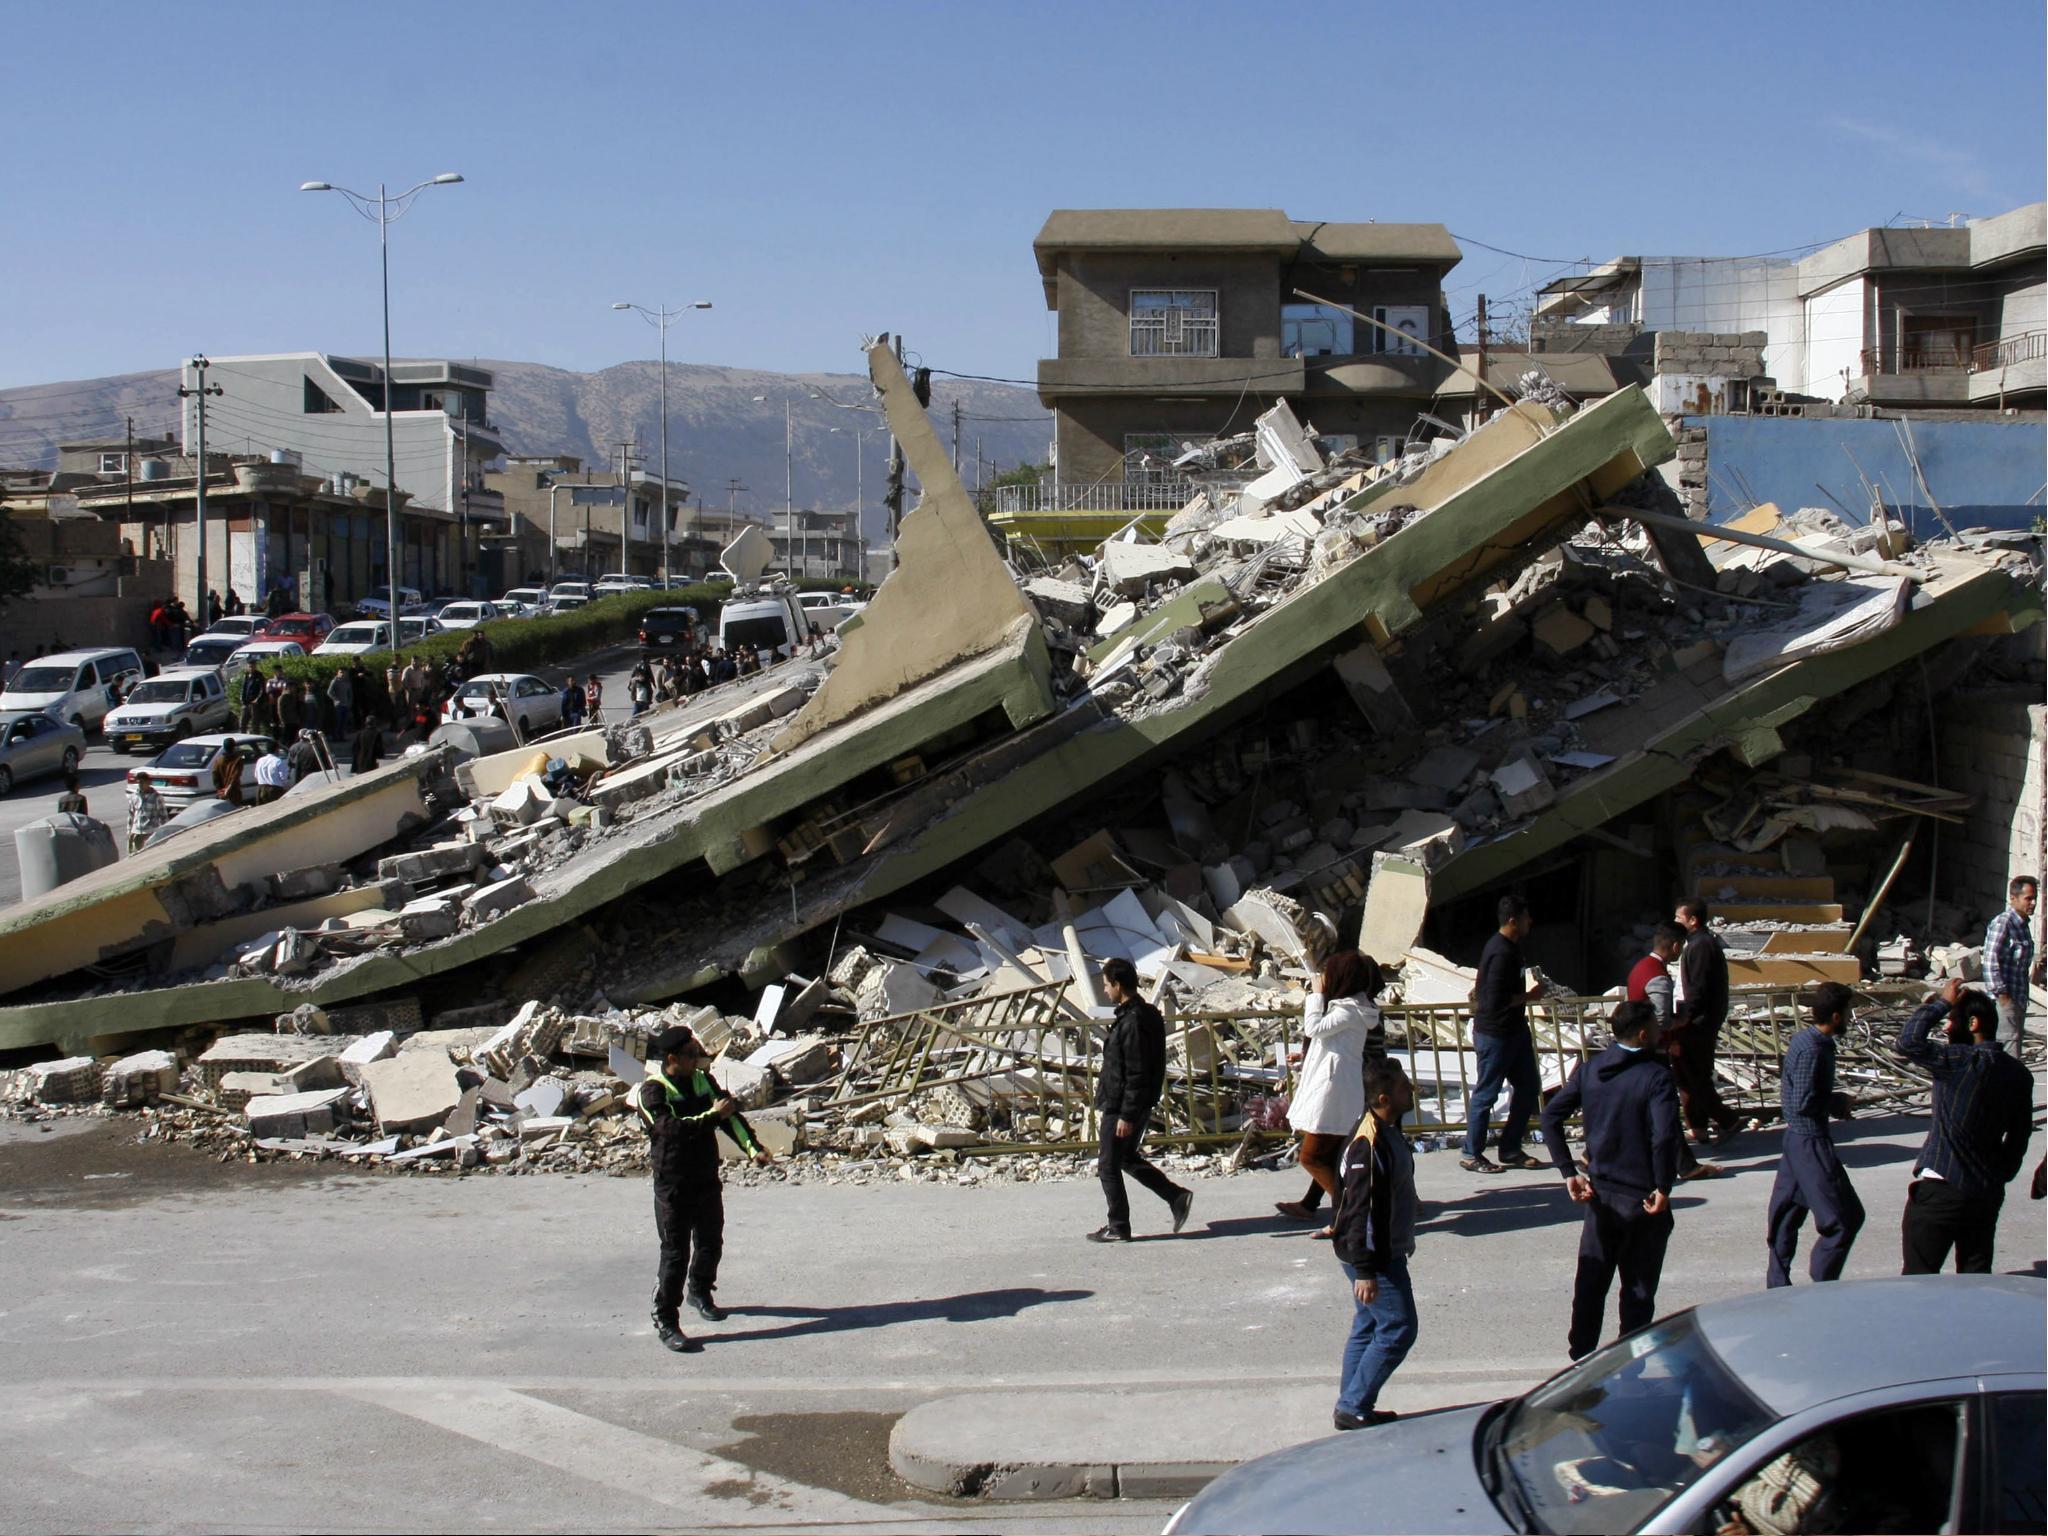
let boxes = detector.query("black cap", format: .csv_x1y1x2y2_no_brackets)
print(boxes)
652,1026,699,1062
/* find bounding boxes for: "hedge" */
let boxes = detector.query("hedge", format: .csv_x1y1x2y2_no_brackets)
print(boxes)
260,584,736,688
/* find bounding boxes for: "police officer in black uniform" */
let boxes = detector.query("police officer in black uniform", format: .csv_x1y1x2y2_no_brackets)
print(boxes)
637,1026,772,1353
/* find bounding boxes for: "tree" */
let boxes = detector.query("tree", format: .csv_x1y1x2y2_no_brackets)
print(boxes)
0,489,44,613
976,460,1049,517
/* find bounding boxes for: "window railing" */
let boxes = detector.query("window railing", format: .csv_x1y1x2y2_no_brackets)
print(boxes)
993,480,1211,515
1970,329,2047,373
1130,313,1219,357
1862,340,1973,375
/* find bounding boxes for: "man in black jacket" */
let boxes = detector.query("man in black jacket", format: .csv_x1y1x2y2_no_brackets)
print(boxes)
1330,1058,1419,1431
1541,1000,1682,1360
1087,957,1194,1243
1673,899,1741,1143
637,1026,772,1352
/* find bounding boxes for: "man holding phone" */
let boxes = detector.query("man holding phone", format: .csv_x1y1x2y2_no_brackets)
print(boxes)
637,1026,773,1353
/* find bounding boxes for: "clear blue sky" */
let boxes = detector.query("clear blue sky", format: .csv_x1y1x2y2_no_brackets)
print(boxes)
2,0,2041,396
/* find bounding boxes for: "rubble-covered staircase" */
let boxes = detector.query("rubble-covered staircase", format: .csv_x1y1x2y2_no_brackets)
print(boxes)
1676,804,1861,985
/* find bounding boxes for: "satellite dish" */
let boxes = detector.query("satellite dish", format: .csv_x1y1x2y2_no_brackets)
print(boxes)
720,525,773,584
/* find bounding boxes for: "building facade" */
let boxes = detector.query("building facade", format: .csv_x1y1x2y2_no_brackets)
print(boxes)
485,455,766,587
767,508,864,582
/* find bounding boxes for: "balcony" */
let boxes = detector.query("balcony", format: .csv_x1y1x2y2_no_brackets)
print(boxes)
1852,345,1971,406
1969,329,2046,403
988,478,1250,557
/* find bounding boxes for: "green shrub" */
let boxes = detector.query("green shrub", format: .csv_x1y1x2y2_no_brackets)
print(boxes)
262,585,734,688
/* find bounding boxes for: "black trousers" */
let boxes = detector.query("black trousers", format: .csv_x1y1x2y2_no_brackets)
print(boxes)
1765,1132,1864,1288
652,1177,723,1320
1097,1116,1182,1232
1901,1179,2002,1275
1569,1188,1673,1360
1671,1020,1733,1134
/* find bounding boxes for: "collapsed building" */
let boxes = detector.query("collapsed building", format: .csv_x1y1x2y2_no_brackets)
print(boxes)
1,340,2039,1171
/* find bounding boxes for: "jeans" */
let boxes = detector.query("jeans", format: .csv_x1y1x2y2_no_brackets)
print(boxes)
1096,1117,1182,1232
1335,1258,1417,1417
1463,1030,1540,1160
331,703,352,737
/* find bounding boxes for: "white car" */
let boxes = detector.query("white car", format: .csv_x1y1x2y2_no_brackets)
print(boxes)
103,668,234,754
592,574,652,595
314,621,396,657
355,588,426,620
551,595,589,612
435,600,505,631
128,732,280,811
500,588,549,617
201,615,273,641
439,673,565,739
231,639,308,668
181,635,257,682
798,591,863,632
548,581,592,606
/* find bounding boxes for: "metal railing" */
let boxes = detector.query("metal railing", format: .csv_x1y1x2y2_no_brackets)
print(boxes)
1130,313,1219,357
992,480,1209,516
1970,329,2047,373
1861,342,1972,376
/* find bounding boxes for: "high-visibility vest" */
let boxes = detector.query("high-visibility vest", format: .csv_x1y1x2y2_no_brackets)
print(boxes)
636,1064,758,1155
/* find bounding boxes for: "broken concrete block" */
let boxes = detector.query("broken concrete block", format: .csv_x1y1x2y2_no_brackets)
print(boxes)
1022,576,1094,629
196,1033,347,1089
397,897,462,943
474,1001,566,1079
1358,854,1431,967
1095,600,1139,638
517,1115,577,1141
283,1056,346,1093
1490,753,1557,819
464,875,535,924
512,1076,568,1118
377,841,486,885
22,1055,100,1105
752,982,787,1033
746,1033,832,1084
1411,745,1481,789
912,1123,981,1151
490,778,556,827
855,960,941,1021
779,975,829,1032
708,1055,775,1111
102,1049,179,1109
718,1116,798,1160
337,1031,397,1087
1098,540,1196,596
244,1087,351,1139
1203,856,1256,912
217,1071,290,1110
1531,604,1596,658
1583,593,1614,632
444,1086,482,1138
357,1051,464,1133
1223,888,1313,963
1330,643,1417,735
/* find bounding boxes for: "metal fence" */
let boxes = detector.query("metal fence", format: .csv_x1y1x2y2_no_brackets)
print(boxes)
1971,328,2047,373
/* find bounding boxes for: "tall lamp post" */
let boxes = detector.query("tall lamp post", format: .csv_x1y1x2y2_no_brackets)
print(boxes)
827,423,886,584
299,171,463,628
750,392,794,578
613,300,711,588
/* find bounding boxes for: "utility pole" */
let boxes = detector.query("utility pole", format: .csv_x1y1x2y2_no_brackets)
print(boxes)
614,438,637,578
782,397,793,581
177,357,222,611
950,397,962,473
1475,294,1489,427
124,415,137,557
456,403,470,597
883,333,906,541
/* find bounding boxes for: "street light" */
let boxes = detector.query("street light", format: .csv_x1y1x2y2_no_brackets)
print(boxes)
751,392,794,579
300,172,463,629
613,300,711,588
827,423,885,584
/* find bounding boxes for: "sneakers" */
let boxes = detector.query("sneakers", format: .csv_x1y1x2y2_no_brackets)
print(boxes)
1085,1225,1133,1243
1459,1156,1505,1174
1333,1408,1400,1432
1170,1188,1195,1234
651,1313,699,1353
686,1291,728,1323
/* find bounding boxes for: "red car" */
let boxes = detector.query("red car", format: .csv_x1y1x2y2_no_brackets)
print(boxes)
264,612,335,644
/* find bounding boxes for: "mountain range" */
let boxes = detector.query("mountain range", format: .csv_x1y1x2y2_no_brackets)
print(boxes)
0,359,1054,539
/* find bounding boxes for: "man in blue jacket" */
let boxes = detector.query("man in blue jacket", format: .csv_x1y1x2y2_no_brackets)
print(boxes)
1765,982,1864,1288
1541,1000,1682,1360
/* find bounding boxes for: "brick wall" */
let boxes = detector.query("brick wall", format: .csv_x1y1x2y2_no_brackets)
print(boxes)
1938,691,2047,930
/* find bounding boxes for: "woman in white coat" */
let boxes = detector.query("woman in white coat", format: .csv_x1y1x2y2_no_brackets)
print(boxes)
1277,948,1387,1238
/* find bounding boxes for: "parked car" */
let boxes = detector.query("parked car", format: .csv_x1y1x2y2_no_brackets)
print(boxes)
0,712,86,794
397,616,445,645
355,588,426,620
263,612,335,645
1166,1274,2045,1536
127,733,279,812
547,580,592,606
797,591,861,632
592,573,653,595
435,600,505,631
500,587,549,617
638,606,701,652
102,668,234,754
313,622,393,657
200,615,274,641
551,595,589,612
180,635,255,682
439,673,565,739
230,640,308,669
0,646,147,733
717,589,809,662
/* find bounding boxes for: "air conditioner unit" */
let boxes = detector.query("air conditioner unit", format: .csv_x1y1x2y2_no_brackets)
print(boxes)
46,566,68,586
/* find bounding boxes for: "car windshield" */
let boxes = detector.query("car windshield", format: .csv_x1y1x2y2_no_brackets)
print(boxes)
1494,1312,1773,1535
9,666,76,693
155,742,222,768
126,681,190,705
187,640,238,663
331,626,381,645
723,616,787,652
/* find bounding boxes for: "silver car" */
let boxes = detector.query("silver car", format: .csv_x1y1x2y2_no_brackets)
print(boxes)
126,732,280,812
0,712,86,794
1167,1275,2045,1535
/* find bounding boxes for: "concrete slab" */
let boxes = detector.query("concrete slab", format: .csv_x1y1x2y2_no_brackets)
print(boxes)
357,1051,463,1133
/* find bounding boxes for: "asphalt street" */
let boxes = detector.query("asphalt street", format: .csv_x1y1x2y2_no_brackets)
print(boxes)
2,1079,2041,1534
0,644,647,906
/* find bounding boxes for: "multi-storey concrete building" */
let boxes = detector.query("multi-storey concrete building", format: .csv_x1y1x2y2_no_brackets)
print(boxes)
767,508,864,582
485,455,766,587
1019,209,1463,516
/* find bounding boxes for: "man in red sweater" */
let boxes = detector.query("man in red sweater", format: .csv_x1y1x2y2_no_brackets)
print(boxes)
1628,922,1724,1182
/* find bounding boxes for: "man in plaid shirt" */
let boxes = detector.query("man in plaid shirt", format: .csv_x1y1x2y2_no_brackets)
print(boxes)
126,772,169,854
1982,876,2039,1048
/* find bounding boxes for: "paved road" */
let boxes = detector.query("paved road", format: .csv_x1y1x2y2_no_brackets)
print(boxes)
2,1086,2039,1534
0,644,657,907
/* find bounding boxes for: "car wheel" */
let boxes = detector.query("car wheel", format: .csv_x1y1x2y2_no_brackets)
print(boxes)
61,747,79,774
0,766,12,795
69,715,86,735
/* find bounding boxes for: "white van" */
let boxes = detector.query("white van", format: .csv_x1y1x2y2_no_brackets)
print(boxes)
0,646,146,732
716,588,810,662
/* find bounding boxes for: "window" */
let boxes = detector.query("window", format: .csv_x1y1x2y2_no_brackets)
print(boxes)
1122,433,1185,484
304,377,343,414
98,452,126,474
1283,302,1354,357
1130,289,1218,357
1706,1401,1963,1536
1899,313,1975,369
1368,305,1431,357
1990,1394,2046,1533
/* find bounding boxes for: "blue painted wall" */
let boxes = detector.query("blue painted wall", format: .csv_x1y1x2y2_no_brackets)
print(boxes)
1690,415,2045,536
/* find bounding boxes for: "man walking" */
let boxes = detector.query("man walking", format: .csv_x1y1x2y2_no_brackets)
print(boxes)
1330,1058,1419,1431
1765,983,1865,1287
1461,895,1547,1174
326,666,354,737
1673,899,1741,1142
1086,957,1194,1243
211,739,246,806
1541,1000,1681,1360
126,771,168,853
1628,921,1724,1182
1983,876,2039,1049
637,1026,772,1354
1895,979,2033,1274
561,674,585,729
